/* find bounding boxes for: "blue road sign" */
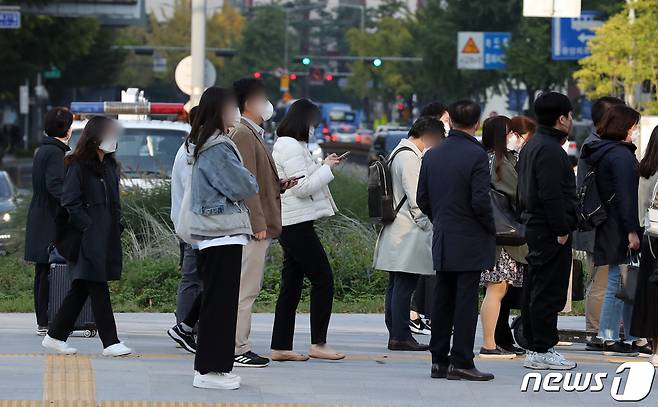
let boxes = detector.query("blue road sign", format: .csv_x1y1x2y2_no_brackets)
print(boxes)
483,32,511,70
552,10,602,61
0,9,20,29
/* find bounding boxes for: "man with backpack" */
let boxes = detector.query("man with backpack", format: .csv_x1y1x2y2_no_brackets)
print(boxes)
516,92,578,370
372,117,445,351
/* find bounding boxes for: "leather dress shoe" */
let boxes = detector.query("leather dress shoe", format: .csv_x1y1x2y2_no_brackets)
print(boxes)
431,363,449,378
446,365,494,381
387,338,429,351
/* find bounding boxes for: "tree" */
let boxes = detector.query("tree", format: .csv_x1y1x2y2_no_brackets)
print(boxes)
575,0,658,112
505,18,575,110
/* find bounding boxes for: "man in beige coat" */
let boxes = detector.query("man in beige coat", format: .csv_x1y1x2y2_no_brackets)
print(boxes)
230,78,296,367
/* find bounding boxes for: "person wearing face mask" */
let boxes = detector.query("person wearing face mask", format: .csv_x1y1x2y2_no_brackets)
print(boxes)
517,92,578,370
25,107,74,336
373,117,445,351
228,78,297,368
42,116,131,357
270,99,345,362
579,105,644,356
478,115,528,359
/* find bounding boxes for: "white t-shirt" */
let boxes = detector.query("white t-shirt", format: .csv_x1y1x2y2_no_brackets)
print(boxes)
196,234,249,251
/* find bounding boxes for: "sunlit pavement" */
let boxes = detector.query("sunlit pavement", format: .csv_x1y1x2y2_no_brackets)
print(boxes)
0,313,656,407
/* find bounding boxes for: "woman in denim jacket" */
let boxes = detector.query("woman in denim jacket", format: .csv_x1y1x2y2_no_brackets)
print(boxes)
177,87,258,390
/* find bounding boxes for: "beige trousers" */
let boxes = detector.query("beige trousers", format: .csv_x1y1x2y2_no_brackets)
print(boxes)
235,238,271,355
584,253,609,332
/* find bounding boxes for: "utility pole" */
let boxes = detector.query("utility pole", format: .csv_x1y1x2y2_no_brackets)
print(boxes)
190,0,206,107
626,0,636,108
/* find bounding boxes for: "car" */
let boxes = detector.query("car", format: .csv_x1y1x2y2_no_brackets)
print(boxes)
0,171,19,254
369,129,410,163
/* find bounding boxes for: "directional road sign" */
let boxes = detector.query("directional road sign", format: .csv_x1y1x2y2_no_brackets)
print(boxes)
552,10,603,61
457,32,511,70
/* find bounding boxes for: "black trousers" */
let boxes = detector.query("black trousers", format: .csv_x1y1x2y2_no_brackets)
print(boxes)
411,275,436,320
48,279,119,348
183,292,202,328
494,286,523,347
522,229,572,353
194,244,242,374
271,221,334,350
34,263,50,327
385,272,419,341
430,270,481,369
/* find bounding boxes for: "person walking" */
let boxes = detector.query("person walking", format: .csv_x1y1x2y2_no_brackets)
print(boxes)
574,97,625,351
24,107,73,336
417,100,495,381
41,116,131,357
478,115,528,359
516,92,578,370
632,124,658,367
175,87,259,390
374,116,445,351
229,78,296,368
270,99,345,362
580,105,643,356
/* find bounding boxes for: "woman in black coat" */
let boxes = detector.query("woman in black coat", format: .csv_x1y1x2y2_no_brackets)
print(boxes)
42,116,130,357
580,105,642,355
24,107,72,334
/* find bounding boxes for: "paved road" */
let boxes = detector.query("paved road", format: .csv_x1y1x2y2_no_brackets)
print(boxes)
0,313,656,407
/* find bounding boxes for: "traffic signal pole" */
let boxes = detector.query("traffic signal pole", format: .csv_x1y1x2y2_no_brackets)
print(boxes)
190,0,206,107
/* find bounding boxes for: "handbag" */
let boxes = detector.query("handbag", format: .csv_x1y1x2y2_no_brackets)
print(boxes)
490,188,526,246
615,251,640,304
487,153,526,246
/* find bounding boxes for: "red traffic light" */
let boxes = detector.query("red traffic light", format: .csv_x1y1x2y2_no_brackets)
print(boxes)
253,71,262,79
325,73,334,81
290,73,298,80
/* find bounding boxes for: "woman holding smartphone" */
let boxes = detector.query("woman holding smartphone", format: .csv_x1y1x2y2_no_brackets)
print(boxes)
270,99,345,362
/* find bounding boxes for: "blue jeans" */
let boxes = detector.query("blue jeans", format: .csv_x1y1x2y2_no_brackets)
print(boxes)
597,264,636,343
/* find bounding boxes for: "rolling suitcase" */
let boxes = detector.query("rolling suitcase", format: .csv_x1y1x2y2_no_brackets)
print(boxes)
48,263,97,338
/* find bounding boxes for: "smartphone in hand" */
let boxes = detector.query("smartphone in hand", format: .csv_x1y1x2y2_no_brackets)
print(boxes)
338,151,351,160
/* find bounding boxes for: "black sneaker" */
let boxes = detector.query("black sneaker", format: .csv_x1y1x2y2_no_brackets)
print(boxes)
234,351,270,368
585,339,604,352
633,341,653,357
410,318,431,335
479,346,516,359
36,326,48,336
602,341,639,356
167,323,196,353
499,343,526,356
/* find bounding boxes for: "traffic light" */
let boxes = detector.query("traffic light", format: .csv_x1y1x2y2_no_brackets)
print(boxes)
253,71,262,79
289,73,298,80
301,57,312,65
372,58,383,68
325,73,334,81
309,67,325,82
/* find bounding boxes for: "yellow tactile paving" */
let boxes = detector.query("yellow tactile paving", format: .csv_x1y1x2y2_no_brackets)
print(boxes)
43,355,95,405
0,401,41,407
101,404,393,407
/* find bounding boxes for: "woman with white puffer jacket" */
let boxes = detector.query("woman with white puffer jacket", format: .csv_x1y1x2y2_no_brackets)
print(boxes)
270,99,346,362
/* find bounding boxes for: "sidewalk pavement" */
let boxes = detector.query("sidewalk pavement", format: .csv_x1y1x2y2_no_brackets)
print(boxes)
0,313,656,407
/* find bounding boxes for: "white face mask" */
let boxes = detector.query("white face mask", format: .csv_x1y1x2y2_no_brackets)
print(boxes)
441,119,451,133
631,127,640,143
99,133,118,153
308,125,315,141
507,133,521,152
260,100,274,121
233,107,242,127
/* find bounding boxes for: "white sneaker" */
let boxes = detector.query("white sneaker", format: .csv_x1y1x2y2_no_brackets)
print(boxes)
524,348,576,370
102,342,132,357
650,355,658,367
42,335,77,355
193,371,241,390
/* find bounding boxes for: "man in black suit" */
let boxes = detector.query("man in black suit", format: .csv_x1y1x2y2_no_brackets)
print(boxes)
418,100,495,381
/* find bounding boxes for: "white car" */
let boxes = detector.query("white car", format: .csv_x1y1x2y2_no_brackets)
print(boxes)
70,119,190,189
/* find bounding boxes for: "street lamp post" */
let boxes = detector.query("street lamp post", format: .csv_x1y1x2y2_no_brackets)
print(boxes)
336,3,365,32
283,4,322,74
190,0,206,107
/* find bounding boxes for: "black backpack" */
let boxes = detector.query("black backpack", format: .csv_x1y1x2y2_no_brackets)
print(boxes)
576,167,613,232
367,146,414,224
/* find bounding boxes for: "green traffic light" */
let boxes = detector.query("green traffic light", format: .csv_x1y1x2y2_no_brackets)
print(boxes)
372,58,382,67
302,57,311,65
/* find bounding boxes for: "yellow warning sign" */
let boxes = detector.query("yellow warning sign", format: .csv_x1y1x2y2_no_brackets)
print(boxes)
462,37,480,54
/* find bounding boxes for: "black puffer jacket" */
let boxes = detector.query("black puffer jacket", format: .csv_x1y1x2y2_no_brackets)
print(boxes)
581,139,640,265
24,137,70,263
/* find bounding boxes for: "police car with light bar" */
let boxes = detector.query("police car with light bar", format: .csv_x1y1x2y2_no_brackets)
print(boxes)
69,90,190,190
